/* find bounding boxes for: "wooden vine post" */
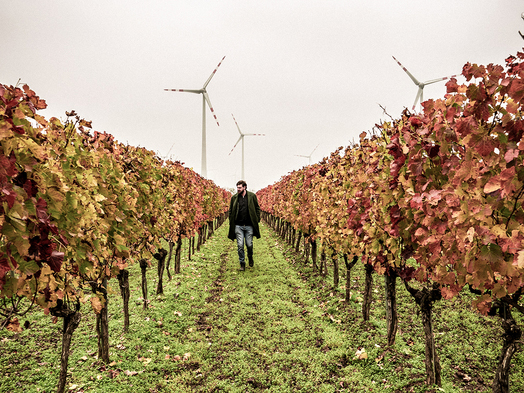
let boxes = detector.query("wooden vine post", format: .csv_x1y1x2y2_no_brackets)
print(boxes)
117,269,130,332
165,241,175,281
139,259,149,310
50,301,82,393
331,252,339,288
175,238,183,274
404,282,442,386
362,263,374,321
155,248,168,295
384,269,398,346
92,279,110,363
343,255,358,303
491,299,523,393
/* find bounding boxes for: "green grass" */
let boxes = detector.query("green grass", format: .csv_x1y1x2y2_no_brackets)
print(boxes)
1,221,523,392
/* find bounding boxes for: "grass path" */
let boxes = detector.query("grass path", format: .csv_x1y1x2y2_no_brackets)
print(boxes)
1,220,523,392
188,223,365,392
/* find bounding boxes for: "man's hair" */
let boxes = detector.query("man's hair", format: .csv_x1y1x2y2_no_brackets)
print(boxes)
236,180,247,188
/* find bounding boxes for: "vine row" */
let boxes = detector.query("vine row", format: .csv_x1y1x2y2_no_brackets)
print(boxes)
257,51,524,391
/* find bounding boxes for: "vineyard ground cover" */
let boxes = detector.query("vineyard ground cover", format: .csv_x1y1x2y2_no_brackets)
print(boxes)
0,222,523,392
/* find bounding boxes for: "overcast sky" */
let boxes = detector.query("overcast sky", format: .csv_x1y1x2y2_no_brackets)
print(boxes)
2,1,523,191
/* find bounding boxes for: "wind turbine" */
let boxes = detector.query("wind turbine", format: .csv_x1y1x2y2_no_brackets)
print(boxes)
164,56,225,178
228,114,265,180
392,56,458,111
520,12,524,40
295,144,319,165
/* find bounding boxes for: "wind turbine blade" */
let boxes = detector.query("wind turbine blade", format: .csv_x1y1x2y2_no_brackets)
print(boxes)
203,92,220,126
166,142,176,158
422,74,459,86
232,114,243,136
203,56,226,89
295,155,309,158
244,133,265,136
413,88,423,111
392,56,421,86
228,135,243,155
310,143,320,156
164,88,203,94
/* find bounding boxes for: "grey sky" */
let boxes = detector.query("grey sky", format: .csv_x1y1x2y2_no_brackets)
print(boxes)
2,1,523,191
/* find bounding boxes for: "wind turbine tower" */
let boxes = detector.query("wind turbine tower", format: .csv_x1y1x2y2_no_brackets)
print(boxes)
164,56,226,178
392,56,458,111
228,114,265,180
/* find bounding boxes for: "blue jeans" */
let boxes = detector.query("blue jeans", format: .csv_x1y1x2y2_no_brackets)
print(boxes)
235,225,253,265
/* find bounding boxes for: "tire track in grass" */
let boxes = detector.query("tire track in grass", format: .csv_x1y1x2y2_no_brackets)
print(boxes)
195,242,232,340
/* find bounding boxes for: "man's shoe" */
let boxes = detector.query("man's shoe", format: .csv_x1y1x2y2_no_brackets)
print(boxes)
239,265,245,271
248,255,254,267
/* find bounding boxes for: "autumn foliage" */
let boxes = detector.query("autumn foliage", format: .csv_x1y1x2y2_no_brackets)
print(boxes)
257,51,524,389
258,51,524,315
0,83,230,318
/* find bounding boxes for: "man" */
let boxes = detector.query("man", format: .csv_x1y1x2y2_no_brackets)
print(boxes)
228,180,261,271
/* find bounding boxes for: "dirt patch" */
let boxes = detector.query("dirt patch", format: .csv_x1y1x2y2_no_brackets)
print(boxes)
204,250,229,304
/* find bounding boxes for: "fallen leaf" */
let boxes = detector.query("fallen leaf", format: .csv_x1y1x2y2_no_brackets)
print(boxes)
354,348,368,360
456,371,472,382
375,352,385,363
138,357,152,365
6,318,22,333
328,315,341,324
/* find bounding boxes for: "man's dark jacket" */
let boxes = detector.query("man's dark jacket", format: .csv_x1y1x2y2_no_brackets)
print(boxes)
228,191,261,240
